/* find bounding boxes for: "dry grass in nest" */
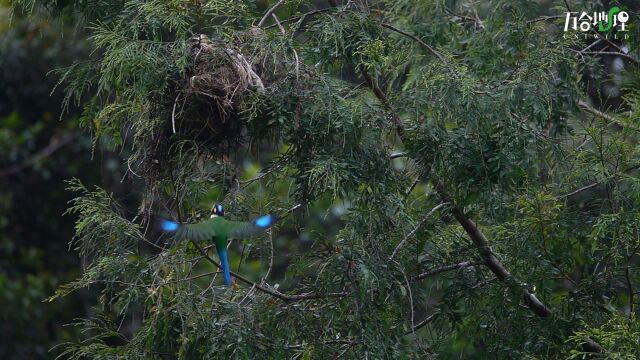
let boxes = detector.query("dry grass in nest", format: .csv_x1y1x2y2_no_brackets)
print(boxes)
164,34,266,154
129,36,268,185
188,34,264,111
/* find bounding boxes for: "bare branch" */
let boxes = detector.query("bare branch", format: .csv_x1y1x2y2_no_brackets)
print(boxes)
258,0,285,27
413,261,475,281
555,163,640,200
379,23,458,78
577,99,631,128
389,152,407,159
171,94,179,134
265,8,332,30
389,202,449,261
437,188,553,318
526,15,564,24
555,182,599,200
570,49,639,67
360,68,406,139
407,313,437,334
190,239,347,302
0,132,77,177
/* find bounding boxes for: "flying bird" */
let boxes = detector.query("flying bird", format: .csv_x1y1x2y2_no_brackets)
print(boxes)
159,204,278,287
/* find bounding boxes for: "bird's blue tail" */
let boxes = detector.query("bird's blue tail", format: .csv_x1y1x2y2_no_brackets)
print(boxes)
217,247,232,287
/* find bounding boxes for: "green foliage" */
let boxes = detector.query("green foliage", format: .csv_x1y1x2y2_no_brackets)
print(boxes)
0,3,104,359
12,0,640,358
567,315,640,359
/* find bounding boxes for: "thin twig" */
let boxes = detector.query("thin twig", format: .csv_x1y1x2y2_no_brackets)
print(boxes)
577,99,638,130
271,13,300,82
626,265,634,318
265,8,332,30
626,240,640,318
569,49,639,67
285,339,358,350
413,261,474,281
389,202,449,261
262,229,274,284
241,163,284,187
292,45,300,82
360,68,406,139
390,152,407,159
555,182,599,200
171,94,179,134
258,0,285,27
279,203,302,219
0,132,77,177
392,259,416,335
380,22,458,78
555,163,640,200
190,239,347,302
407,313,437,334
95,271,221,289
272,13,286,34
526,15,564,24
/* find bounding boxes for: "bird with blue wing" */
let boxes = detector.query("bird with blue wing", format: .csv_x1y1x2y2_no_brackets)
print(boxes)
159,203,278,287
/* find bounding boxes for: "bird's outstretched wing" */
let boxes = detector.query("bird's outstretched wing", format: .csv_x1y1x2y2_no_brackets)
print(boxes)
160,219,217,241
228,214,278,239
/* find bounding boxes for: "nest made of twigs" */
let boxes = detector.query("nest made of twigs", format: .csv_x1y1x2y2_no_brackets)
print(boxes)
188,34,264,110
156,34,267,160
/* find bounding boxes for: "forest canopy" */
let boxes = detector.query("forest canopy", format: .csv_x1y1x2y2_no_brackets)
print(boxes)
5,0,640,358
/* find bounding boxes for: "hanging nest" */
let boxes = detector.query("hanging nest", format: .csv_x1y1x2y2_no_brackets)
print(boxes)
171,34,265,152
126,34,271,185
188,34,264,108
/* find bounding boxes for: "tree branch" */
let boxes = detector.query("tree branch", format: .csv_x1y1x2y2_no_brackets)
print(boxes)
190,239,347,302
0,132,77,177
526,15,564,25
360,68,406,140
258,0,285,27
555,163,640,200
328,1,602,351
407,312,437,334
380,22,458,78
389,202,449,261
358,31,555,318
555,181,599,200
413,261,474,281
359,30,554,318
570,49,639,67
265,8,332,30
436,189,553,318
577,99,637,130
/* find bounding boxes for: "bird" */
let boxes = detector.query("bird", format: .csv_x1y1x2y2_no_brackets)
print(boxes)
159,204,278,287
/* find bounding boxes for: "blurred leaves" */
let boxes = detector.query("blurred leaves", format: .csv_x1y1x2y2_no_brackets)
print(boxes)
7,0,640,359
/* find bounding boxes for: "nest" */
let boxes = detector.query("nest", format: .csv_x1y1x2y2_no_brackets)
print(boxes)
161,34,267,155
128,34,270,185
187,34,264,110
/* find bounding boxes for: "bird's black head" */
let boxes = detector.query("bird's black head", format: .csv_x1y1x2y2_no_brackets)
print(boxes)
211,203,225,217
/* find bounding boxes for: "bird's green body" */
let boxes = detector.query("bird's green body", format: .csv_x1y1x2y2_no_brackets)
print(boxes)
160,208,277,286
174,216,266,244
